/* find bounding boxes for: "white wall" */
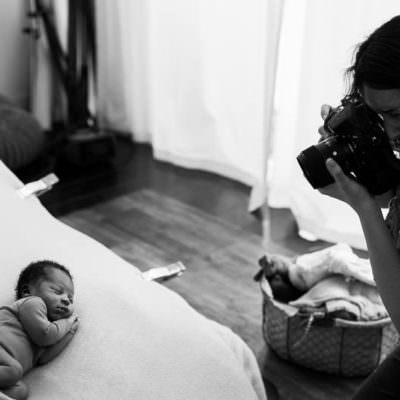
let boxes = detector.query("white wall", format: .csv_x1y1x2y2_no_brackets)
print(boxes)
0,0,29,107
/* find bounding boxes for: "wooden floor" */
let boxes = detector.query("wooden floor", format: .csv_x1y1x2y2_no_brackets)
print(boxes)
58,188,269,353
18,136,365,400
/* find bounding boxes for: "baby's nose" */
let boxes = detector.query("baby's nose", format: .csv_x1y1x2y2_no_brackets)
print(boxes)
61,297,70,305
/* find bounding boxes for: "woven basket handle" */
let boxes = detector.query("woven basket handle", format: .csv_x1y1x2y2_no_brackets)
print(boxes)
292,314,314,348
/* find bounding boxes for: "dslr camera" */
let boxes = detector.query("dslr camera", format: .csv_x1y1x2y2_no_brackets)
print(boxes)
297,100,400,195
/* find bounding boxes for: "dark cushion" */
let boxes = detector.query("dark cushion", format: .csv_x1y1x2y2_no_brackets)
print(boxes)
0,104,46,170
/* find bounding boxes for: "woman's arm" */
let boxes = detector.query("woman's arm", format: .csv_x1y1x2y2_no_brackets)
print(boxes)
323,158,400,330
357,202,400,330
36,320,79,365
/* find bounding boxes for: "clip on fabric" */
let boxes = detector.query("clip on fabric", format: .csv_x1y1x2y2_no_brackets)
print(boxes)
142,261,186,282
17,173,59,199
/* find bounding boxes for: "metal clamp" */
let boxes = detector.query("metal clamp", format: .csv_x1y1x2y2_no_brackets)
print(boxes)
142,261,186,282
17,173,59,199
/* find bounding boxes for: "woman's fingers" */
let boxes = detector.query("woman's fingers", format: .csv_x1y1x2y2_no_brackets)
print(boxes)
325,158,352,193
318,126,329,141
326,157,355,190
317,159,350,203
325,158,343,181
320,104,332,120
318,104,333,141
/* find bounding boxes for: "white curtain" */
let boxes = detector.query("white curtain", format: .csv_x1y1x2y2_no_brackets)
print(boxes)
268,0,400,250
96,0,283,200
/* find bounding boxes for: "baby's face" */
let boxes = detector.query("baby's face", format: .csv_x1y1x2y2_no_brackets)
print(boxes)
29,269,75,321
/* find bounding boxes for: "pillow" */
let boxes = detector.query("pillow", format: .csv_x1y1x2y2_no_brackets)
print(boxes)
0,104,45,170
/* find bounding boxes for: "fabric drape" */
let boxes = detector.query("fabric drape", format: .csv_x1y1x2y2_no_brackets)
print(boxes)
31,1,400,250
96,0,283,201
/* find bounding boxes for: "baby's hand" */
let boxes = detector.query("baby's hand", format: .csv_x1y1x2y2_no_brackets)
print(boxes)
67,313,79,326
69,319,79,335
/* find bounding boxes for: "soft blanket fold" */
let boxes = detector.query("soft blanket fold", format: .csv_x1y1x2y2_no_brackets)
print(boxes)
289,275,387,321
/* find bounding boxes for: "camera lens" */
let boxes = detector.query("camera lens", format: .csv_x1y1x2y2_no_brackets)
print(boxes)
297,136,353,189
297,146,334,189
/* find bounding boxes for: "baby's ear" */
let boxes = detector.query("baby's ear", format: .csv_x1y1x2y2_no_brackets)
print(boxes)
20,284,31,297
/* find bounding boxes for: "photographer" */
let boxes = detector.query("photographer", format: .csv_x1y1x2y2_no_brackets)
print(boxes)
317,16,400,399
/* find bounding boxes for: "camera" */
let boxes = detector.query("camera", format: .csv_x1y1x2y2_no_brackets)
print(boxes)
297,101,400,195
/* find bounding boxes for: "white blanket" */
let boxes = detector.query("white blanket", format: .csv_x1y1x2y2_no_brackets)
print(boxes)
289,243,375,290
0,161,266,400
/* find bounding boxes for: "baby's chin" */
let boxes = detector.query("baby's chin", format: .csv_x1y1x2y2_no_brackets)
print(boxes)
49,309,73,321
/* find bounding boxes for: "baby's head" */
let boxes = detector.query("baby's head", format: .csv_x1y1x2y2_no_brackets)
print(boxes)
15,260,74,321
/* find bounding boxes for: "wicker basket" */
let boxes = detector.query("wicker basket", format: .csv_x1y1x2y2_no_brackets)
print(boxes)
259,274,399,377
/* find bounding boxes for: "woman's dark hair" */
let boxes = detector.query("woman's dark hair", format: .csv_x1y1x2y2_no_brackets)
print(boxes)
345,16,400,102
15,260,72,299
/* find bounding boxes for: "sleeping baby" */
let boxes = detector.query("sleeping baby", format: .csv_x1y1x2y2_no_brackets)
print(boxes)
0,260,78,400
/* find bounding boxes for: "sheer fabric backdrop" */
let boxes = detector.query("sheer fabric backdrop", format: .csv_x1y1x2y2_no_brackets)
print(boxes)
31,1,400,250
96,0,283,200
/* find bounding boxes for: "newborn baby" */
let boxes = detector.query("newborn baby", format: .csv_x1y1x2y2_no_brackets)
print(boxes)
0,260,78,400
257,254,304,302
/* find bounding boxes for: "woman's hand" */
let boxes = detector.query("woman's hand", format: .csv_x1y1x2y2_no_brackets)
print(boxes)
318,104,332,140
319,158,375,212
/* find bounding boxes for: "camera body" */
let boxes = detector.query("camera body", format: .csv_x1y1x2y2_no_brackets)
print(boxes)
297,101,400,195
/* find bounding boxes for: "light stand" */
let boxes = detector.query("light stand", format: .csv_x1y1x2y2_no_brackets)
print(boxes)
26,0,115,167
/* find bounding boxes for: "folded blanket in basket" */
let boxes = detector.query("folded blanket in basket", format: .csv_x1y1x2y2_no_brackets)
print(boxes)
289,275,387,321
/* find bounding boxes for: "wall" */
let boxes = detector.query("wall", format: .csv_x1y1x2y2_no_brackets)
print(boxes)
0,0,29,107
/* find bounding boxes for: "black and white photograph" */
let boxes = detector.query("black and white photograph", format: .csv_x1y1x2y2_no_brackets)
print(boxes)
1,1,400,399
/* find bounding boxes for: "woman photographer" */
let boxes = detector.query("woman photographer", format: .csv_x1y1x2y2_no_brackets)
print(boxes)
319,15,400,399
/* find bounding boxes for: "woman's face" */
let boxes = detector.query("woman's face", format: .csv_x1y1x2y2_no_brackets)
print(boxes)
362,86,400,148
